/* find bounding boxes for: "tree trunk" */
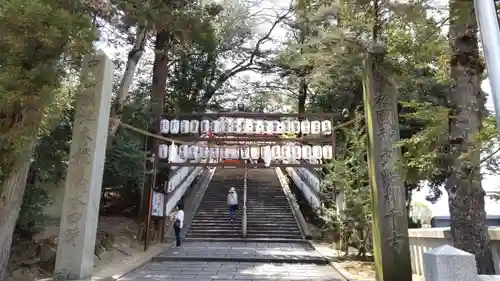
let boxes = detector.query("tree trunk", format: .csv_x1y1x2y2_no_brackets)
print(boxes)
139,29,171,222
0,141,36,281
447,1,494,274
108,25,149,141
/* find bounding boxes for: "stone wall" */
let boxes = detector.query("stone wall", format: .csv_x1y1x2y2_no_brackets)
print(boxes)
409,228,500,276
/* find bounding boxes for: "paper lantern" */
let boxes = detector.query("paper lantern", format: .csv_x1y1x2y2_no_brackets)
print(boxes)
301,145,312,160
179,145,189,159
261,146,271,157
237,118,245,133
170,119,180,134
282,120,291,133
282,145,292,159
220,118,230,133
168,144,178,162
272,120,282,134
263,121,271,134
250,147,260,159
229,147,238,159
310,120,321,134
159,144,169,159
220,147,228,159
200,120,210,133
190,120,199,134
245,119,253,134
322,120,332,134
312,145,322,159
190,145,199,159
300,120,311,134
200,146,209,159
180,120,190,134
322,145,333,159
210,147,219,159
292,145,302,159
291,121,301,133
210,120,220,134
256,120,264,134
271,145,282,159
241,147,250,159
160,119,170,134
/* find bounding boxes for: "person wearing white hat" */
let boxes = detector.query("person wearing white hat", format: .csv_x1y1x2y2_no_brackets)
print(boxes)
227,187,238,222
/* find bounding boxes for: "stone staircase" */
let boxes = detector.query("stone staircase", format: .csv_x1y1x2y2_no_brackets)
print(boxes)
187,168,303,240
246,168,303,239
187,168,244,238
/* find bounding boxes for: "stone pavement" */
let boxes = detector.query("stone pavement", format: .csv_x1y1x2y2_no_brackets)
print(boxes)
118,241,347,281
119,261,345,281
152,241,328,264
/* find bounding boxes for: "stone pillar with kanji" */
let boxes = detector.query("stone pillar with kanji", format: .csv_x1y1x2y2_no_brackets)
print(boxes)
53,49,113,280
362,43,412,281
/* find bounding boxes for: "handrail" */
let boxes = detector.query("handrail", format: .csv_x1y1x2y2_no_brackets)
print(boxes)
242,165,248,238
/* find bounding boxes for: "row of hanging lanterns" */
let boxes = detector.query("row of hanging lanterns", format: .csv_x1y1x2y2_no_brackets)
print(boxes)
158,144,334,160
159,118,333,135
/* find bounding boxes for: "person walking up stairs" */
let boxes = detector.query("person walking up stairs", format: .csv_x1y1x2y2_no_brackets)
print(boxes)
227,187,238,222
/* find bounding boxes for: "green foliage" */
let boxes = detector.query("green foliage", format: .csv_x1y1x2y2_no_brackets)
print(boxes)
16,183,52,238
0,0,96,190
321,111,371,252
103,84,151,189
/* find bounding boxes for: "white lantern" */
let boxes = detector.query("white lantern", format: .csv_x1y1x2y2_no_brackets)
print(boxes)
237,118,245,134
250,119,258,134
264,121,272,134
190,120,199,134
261,146,271,158
241,147,250,159
168,144,178,162
220,147,228,159
180,120,190,134
273,120,282,134
159,144,169,159
180,145,190,159
282,120,291,133
310,120,321,134
256,120,265,134
160,119,170,134
322,145,333,159
200,146,209,159
231,119,239,133
271,145,282,159
282,145,292,159
229,147,238,159
245,119,253,134
301,145,312,160
220,118,229,133
211,120,220,133
210,147,219,159
200,119,210,133
300,120,311,134
292,145,302,159
170,119,180,134
322,120,332,134
291,121,301,133
312,145,322,159
250,147,260,159
190,145,200,159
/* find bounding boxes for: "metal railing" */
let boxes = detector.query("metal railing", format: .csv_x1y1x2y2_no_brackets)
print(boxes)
242,165,248,238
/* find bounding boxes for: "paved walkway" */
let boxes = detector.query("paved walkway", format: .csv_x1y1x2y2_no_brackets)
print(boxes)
118,241,347,281
153,241,328,263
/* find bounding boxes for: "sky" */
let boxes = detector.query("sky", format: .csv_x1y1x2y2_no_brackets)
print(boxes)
97,0,500,217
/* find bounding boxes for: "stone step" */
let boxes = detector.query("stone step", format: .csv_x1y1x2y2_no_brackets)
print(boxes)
246,232,302,237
